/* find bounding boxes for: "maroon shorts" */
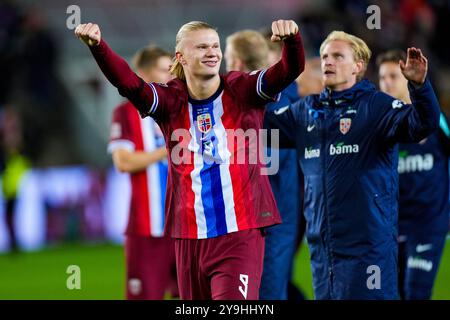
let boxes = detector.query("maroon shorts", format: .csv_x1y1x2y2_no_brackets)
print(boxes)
175,228,265,300
125,235,178,300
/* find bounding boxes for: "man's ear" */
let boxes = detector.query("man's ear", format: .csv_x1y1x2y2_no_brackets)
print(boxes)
354,60,364,75
176,52,185,65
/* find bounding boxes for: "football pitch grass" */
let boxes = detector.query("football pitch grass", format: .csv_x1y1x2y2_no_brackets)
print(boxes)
0,237,449,300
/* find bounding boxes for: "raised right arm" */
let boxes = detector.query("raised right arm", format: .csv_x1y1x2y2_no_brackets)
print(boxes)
75,23,159,118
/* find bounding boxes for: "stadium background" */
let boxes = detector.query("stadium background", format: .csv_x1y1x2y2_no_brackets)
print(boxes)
0,0,449,299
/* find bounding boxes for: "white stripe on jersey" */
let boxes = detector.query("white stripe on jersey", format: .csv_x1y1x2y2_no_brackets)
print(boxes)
140,117,164,237
147,83,159,115
188,103,208,238
256,69,272,100
256,69,281,102
187,105,201,155
191,152,207,238
212,96,238,233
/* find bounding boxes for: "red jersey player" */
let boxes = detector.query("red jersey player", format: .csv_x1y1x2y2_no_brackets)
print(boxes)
108,46,177,300
75,19,305,300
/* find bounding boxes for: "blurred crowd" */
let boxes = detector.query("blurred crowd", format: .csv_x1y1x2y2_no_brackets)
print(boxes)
0,1,81,168
297,0,450,110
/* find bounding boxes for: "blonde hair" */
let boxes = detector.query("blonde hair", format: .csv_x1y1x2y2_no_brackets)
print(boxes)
170,21,217,81
132,46,171,70
226,30,269,71
261,28,282,55
319,31,372,81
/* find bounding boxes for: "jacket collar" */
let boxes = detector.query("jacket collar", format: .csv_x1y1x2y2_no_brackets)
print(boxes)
318,79,376,107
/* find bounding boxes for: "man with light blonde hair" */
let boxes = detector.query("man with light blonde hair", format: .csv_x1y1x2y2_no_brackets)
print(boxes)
75,19,305,300
265,30,440,299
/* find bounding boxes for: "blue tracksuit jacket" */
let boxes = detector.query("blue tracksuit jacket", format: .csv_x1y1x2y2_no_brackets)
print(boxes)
264,79,440,299
398,113,450,235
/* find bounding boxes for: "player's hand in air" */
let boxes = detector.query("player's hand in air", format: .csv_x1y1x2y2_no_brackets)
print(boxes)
270,20,299,42
75,23,101,47
400,47,428,86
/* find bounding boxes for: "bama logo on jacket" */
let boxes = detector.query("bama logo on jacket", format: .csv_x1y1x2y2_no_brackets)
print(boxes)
398,151,434,174
329,142,360,156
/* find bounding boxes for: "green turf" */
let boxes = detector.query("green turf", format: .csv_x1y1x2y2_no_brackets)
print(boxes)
0,243,125,299
0,237,448,299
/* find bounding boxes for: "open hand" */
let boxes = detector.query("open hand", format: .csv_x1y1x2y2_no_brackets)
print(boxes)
400,47,428,86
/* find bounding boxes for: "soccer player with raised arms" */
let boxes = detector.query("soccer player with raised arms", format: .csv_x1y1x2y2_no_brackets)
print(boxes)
75,20,305,300
265,31,440,299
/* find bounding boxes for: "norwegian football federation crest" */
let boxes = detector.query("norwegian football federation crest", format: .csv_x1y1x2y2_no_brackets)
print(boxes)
340,118,351,135
197,113,212,133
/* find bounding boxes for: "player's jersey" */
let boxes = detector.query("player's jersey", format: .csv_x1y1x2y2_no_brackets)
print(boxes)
139,73,282,239
108,101,167,237
398,113,450,235
89,34,305,239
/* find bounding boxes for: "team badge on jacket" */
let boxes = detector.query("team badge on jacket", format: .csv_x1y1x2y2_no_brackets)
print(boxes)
197,113,212,133
340,118,352,135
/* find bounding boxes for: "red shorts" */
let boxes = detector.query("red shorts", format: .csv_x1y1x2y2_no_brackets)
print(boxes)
175,228,265,300
125,235,178,300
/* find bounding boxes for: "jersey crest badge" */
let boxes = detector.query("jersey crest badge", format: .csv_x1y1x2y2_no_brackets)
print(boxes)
197,113,212,133
392,99,405,109
340,118,351,135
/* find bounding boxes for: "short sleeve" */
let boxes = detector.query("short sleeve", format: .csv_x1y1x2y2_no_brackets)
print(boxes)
107,105,136,154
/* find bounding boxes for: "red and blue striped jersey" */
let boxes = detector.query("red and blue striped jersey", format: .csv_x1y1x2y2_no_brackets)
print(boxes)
142,73,282,239
89,34,305,239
